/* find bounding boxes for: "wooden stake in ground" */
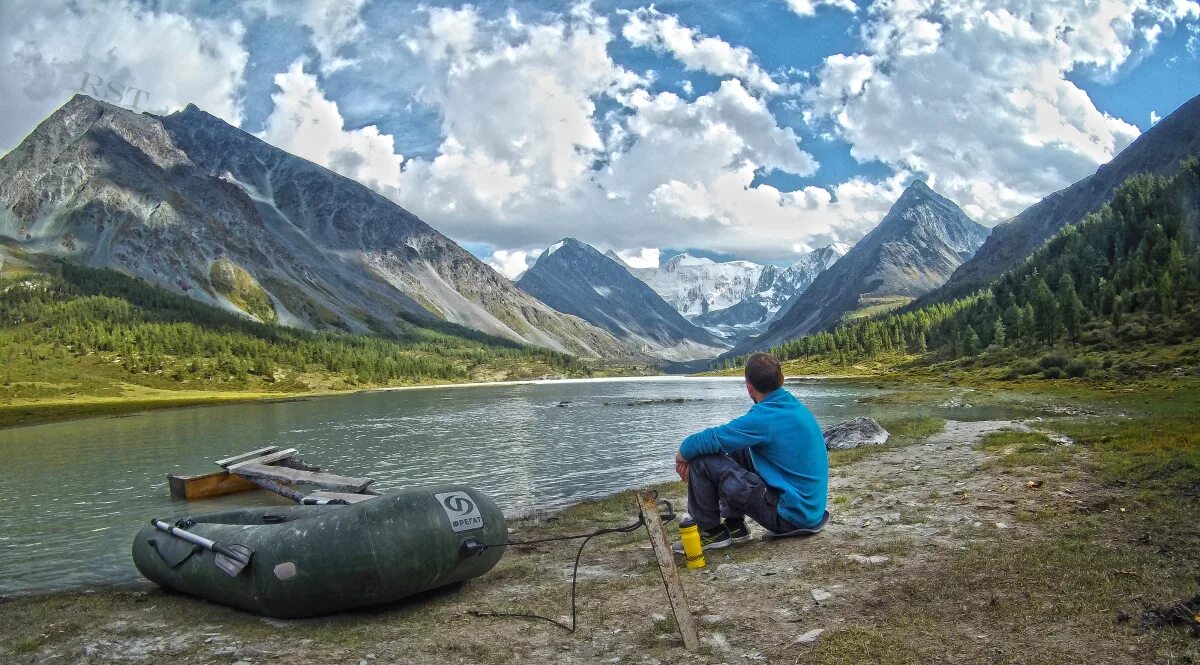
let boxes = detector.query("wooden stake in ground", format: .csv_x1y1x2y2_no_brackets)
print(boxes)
637,490,700,652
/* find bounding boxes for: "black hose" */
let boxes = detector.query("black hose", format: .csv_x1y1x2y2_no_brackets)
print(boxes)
468,493,674,633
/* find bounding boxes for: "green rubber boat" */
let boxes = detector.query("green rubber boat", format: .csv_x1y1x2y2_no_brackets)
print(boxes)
132,486,506,618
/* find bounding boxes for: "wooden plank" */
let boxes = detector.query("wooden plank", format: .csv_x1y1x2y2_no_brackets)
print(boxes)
232,463,374,493
637,491,700,652
168,470,258,500
215,446,280,468
226,448,298,471
306,491,376,504
247,476,305,502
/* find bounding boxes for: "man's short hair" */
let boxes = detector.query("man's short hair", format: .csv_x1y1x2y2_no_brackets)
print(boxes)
744,352,784,394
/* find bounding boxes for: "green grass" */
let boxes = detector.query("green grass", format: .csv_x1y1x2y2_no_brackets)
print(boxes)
975,429,1076,470
843,296,914,322
882,415,946,438
1056,383,1200,500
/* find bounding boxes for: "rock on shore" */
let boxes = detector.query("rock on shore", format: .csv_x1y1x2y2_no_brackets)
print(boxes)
823,417,890,450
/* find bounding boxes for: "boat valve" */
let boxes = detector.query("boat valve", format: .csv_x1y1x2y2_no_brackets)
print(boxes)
458,537,487,558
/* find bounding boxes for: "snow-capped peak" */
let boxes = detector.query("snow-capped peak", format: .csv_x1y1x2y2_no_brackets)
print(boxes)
636,255,764,317
666,253,716,268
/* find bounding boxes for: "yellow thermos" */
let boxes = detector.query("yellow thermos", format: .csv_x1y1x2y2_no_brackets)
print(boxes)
678,516,706,569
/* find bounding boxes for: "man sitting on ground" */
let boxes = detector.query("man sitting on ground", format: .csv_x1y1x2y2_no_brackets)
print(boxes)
674,352,828,550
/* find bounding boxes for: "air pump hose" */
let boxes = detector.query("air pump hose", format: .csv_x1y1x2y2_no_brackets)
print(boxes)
467,491,675,632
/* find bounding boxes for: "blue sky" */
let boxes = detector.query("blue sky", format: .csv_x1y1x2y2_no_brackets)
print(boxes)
2,0,1198,275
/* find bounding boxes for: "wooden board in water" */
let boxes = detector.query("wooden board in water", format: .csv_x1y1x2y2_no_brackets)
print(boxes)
233,464,373,493
168,470,259,500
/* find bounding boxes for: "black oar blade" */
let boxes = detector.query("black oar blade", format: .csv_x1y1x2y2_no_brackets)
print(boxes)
214,544,254,577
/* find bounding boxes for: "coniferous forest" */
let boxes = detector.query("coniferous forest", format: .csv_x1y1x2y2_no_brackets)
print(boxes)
719,159,1200,378
0,257,591,397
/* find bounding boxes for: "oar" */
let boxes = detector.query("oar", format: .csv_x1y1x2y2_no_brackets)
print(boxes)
151,519,254,577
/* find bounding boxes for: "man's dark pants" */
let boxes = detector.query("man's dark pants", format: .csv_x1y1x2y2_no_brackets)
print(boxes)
686,449,797,534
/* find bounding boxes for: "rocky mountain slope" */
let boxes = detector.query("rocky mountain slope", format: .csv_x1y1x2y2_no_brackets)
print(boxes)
935,92,1200,301
730,181,989,354
0,95,640,360
516,239,728,361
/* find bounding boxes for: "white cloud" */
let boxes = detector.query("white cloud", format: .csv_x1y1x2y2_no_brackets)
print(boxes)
617,247,661,269
785,0,858,18
487,249,535,279
622,8,781,95
0,0,247,153
394,5,642,223
258,60,405,197
251,5,901,264
1150,110,1161,124
246,0,367,73
805,0,1200,224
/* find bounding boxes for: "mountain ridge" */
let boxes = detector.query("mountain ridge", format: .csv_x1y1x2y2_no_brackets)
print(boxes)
931,92,1200,303
516,238,728,361
727,180,989,356
0,95,644,361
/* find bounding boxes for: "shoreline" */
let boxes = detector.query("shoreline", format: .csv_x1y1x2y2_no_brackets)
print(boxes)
0,375,671,431
2,372,845,431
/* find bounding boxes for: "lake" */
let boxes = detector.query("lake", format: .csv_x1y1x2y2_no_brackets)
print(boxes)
0,377,1025,595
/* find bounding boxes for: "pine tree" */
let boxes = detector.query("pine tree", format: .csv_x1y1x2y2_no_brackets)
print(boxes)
963,325,980,356
1155,271,1174,317
1057,274,1085,342
991,318,1006,348
1032,277,1059,343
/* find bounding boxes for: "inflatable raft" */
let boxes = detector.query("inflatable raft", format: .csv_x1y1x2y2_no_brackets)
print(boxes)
132,486,506,617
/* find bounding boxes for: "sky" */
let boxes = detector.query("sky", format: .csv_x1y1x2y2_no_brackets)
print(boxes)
2,1,1198,277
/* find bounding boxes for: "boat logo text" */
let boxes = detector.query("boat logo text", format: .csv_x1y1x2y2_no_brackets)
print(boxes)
435,491,484,532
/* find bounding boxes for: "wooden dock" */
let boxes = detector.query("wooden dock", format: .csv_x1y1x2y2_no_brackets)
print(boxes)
168,446,377,504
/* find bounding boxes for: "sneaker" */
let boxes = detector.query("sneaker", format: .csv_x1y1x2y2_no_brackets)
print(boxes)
725,519,752,543
672,524,733,554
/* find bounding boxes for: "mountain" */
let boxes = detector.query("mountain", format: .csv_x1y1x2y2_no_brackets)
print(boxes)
757,159,1200,378
0,95,640,360
603,249,630,268
693,242,850,339
636,253,764,317
730,181,989,354
935,92,1200,301
516,239,728,361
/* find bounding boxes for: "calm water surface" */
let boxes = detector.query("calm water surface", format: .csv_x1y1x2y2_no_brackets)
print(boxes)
0,377,1027,595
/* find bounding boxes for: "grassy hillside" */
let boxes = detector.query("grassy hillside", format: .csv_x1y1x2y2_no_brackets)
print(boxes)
0,250,613,427
716,159,1200,382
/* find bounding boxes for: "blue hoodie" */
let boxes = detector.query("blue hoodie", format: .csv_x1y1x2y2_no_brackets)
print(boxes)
679,387,828,529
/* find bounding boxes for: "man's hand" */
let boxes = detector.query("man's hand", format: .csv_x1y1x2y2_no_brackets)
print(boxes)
675,451,689,483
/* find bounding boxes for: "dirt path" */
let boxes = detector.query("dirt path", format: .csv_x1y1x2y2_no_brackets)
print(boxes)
4,414,1118,664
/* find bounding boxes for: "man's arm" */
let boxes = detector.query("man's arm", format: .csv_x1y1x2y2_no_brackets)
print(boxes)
679,411,766,460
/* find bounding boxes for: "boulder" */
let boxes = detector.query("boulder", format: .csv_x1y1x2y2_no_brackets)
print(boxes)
822,417,890,450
